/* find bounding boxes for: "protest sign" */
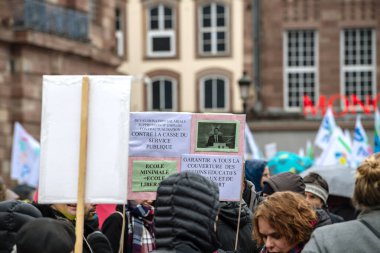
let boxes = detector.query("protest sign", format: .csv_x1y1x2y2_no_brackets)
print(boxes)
181,154,243,201
129,112,191,157
39,75,131,204
128,112,245,200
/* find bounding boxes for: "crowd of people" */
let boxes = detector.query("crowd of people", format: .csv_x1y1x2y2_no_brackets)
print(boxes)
0,153,380,253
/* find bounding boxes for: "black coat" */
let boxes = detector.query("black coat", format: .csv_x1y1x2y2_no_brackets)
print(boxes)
151,172,220,253
206,135,225,147
33,203,111,253
217,201,257,253
315,208,332,228
0,200,42,253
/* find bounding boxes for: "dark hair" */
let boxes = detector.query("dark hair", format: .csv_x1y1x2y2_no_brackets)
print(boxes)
303,172,329,193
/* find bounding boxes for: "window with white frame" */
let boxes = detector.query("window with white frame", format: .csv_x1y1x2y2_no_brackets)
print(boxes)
148,76,177,111
147,4,175,57
200,75,229,112
199,3,229,56
341,28,376,109
284,30,318,110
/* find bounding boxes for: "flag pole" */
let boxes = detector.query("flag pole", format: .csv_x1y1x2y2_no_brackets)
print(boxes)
74,76,90,253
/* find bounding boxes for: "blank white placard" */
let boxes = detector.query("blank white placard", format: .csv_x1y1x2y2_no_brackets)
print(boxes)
39,76,131,204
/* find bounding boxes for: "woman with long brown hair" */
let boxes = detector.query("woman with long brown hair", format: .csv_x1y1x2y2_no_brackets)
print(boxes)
253,191,317,253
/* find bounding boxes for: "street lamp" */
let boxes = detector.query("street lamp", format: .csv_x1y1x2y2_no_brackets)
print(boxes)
238,71,251,114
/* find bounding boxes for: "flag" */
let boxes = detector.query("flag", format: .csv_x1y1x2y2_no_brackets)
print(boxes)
244,124,264,159
344,129,352,148
315,107,336,150
11,122,40,187
316,127,352,167
351,116,372,168
375,108,380,153
298,148,305,157
306,140,314,160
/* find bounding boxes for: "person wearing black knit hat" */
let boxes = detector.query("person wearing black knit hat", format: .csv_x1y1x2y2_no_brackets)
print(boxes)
262,172,305,196
16,218,75,253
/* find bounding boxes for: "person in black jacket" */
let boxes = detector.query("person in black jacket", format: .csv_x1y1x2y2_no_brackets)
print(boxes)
216,201,256,253
33,203,112,253
206,128,225,147
151,172,220,253
0,200,42,253
15,217,75,253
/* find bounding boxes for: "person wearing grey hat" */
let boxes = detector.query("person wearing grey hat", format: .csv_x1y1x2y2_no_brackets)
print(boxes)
303,172,344,224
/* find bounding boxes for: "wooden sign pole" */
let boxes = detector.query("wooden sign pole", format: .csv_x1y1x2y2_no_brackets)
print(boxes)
74,76,90,253
234,162,245,251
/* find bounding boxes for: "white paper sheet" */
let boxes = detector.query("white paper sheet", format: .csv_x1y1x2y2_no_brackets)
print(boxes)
39,75,131,203
129,112,192,157
181,154,243,201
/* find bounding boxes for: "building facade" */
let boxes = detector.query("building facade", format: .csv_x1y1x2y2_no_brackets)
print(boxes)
0,0,124,177
244,0,380,153
120,0,247,114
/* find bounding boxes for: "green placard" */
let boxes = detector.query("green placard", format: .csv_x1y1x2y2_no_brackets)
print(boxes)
132,160,177,192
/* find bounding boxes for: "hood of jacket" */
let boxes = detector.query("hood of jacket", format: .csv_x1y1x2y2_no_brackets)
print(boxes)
218,201,252,229
244,159,267,192
154,172,220,253
263,172,305,195
0,200,42,252
315,208,332,228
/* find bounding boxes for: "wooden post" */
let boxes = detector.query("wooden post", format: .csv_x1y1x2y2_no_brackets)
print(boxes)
234,162,245,251
74,76,90,253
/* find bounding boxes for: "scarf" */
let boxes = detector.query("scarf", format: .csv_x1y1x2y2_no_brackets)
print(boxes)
126,201,155,253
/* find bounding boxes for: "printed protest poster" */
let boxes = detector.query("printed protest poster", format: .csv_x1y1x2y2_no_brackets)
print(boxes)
39,76,131,204
129,112,191,157
181,154,243,201
192,114,246,155
128,112,246,200
128,157,179,200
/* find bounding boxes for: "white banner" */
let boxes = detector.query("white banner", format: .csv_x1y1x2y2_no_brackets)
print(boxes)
181,154,243,201
39,76,131,203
